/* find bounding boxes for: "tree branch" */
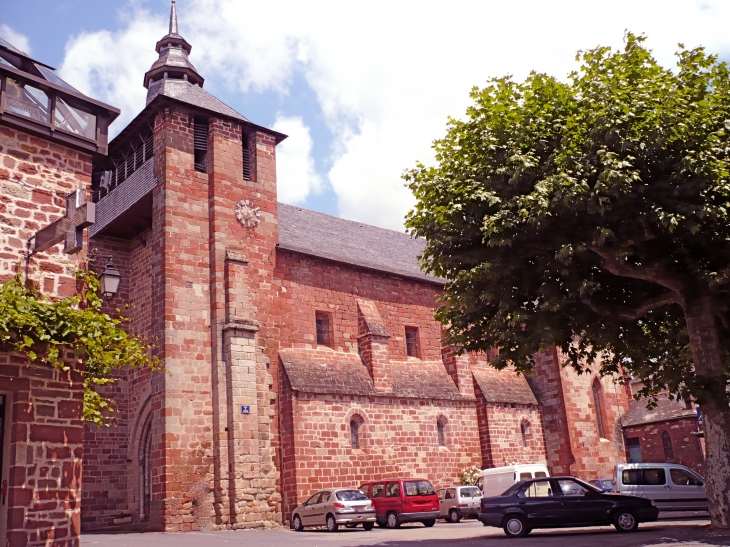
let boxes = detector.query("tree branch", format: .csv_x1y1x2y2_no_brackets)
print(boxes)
581,291,680,321
586,245,686,295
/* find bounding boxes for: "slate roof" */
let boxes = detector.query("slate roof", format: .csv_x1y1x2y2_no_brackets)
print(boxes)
279,348,465,400
277,204,442,284
472,366,539,406
622,396,698,427
146,79,250,122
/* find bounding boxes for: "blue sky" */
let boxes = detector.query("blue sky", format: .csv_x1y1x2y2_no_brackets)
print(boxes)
3,0,730,230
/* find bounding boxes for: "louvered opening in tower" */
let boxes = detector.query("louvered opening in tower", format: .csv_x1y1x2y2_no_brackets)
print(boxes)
242,137,251,180
194,117,208,173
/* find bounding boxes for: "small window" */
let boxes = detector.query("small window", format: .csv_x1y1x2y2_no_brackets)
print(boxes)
519,472,532,481
242,137,251,180
305,492,322,505
445,488,456,499
556,479,589,497
5,78,50,123
520,421,530,447
534,471,547,478
405,326,420,357
315,312,332,346
54,96,96,139
662,431,674,460
626,437,643,463
592,381,606,439
385,481,400,498
622,469,643,485
437,416,447,447
670,468,702,486
370,483,384,498
359,484,370,497
319,492,331,503
193,117,208,173
644,468,666,485
519,480,552,498
350,419,360,449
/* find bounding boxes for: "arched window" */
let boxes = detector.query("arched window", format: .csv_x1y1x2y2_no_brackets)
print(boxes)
437,416,448,447
662,431,674,460
350,419,360,449
520,420,530,448
592,380,606,439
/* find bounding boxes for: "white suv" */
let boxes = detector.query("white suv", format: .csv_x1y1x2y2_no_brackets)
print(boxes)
614,463,707,512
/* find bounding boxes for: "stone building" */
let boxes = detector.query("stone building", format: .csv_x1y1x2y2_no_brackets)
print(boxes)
0,35,119,547
0,3,631,540
622,393,705,475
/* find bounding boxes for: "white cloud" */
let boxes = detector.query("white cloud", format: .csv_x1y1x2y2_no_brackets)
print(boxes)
55,0,730,230
271,115,322,204
58,8,166,133
0,24,32,55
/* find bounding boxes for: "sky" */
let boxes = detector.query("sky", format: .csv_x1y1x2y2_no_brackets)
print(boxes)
3,0,730,231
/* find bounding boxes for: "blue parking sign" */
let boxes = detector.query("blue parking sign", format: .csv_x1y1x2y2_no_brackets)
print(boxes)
240,405,251,415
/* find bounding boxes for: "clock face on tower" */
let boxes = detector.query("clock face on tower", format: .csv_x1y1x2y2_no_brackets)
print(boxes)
235,199,261,228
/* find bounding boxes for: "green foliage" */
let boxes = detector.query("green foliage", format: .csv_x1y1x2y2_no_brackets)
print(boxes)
405,34,730,405
0,270,161,425
460,464,481,486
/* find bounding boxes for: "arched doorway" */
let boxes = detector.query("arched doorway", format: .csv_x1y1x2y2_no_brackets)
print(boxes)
138,417,152,522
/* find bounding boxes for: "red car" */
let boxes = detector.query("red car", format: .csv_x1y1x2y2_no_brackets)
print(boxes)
360,479,440,528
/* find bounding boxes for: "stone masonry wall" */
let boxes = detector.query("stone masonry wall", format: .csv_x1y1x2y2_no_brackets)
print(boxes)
0,126,91,546
279,387,481,522
624,418,705,474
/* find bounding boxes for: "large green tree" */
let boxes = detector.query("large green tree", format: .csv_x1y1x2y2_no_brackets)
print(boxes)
406,34,730,528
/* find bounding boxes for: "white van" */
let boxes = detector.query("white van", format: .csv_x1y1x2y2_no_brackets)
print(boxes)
477,464,550,498
614,463,708,512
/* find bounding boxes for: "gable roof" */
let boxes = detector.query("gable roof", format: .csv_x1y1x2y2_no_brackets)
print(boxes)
277,203,443,284
622,396,698,427
472,366,539,406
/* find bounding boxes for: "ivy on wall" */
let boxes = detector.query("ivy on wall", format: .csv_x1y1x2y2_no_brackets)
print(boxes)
0,269,161,426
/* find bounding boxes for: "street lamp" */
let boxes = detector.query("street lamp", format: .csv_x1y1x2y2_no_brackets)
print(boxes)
89,254,122,301
99,262,122,301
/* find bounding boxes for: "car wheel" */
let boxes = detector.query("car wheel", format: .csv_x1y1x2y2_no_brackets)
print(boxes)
503,515,528,538
326,514,339,532
386,512,400,529
423,519,436,527
613,510,638,533
449,509,461,523
363,522,374,531
292,515,304,532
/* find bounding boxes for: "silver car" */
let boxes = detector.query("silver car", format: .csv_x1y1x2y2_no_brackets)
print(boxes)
437,486,482,523
291,488,376,532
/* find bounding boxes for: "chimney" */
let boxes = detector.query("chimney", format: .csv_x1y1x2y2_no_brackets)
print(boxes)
356,299,392,392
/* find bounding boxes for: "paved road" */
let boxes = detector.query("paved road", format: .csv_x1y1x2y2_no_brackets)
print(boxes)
83,518,730,547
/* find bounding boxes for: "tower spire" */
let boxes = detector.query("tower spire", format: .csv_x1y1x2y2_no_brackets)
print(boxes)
169,0,178,35
143,0,204,93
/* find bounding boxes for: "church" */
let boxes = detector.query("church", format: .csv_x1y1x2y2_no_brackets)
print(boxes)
0,2,630,542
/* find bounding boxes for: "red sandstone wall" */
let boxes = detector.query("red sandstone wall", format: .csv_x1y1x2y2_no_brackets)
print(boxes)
529,347,628,479
279,387,481,521
0,126,91,546
477,399,547,468
624,419,705,475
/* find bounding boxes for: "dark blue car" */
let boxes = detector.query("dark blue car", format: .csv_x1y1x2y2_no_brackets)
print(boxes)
589,478,614,492
479,476,659,538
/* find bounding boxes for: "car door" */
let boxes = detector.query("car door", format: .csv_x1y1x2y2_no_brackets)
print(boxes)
669,468,708,510
312,491,332,526
516,479,562,527
369,482,385,518
301,492,322,526
442,488,456,516
437,489,446,517
642,468,672,509
384,481,402,516
554,478,613,525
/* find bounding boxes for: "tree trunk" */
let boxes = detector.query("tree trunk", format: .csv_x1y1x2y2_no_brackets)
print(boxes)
684,296,730,529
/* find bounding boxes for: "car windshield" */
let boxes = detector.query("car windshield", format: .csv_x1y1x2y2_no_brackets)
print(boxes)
336,490,369,501
404,480,435,496
460,487,481,498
